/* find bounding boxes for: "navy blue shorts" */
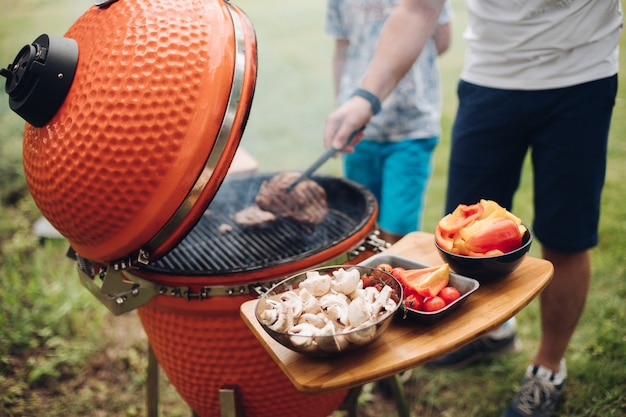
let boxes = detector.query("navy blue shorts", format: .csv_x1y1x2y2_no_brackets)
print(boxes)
446,75,618,252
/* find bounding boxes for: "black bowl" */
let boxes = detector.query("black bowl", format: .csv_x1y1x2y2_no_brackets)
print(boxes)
434,227,533,282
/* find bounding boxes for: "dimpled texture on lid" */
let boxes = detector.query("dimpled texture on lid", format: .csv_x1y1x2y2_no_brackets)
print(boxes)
22,0,238,262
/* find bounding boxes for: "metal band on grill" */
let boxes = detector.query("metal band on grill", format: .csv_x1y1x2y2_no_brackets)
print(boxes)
74,249,282,315
135,2,249,266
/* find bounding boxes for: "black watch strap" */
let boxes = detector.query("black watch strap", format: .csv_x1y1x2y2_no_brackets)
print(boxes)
351,88,381,115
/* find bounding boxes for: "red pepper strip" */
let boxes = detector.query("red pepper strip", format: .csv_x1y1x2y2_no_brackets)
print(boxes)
396,264,450,298
396,265,444,298
437,203,485,235
435,224,455,251
463,218,523,254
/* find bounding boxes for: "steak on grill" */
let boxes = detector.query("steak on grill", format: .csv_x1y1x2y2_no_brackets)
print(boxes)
231,172,329,227
255,171,329,224
232,204,277,227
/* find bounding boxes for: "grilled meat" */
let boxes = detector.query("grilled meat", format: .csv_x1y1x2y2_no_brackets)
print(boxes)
232,204,277,227
255,172,329,224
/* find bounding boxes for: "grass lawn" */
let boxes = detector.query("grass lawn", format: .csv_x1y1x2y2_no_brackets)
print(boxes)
1,1,625,416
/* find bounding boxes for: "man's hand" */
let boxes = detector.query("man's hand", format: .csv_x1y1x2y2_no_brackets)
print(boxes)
323,96,372,152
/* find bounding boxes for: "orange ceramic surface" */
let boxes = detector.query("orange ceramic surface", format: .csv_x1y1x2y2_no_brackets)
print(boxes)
138,294,347,417
22,0,256,263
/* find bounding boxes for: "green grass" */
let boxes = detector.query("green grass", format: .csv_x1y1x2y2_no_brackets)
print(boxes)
1,1,625,416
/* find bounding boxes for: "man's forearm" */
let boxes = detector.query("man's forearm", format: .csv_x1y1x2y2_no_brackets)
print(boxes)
361,0,445,100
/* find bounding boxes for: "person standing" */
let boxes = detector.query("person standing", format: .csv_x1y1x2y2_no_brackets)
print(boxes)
325,0,452,244
322,1,622,416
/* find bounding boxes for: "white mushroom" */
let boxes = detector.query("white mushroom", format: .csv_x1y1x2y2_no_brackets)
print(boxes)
264,298,295,332
320,293,349,326
279,290,303,320
363,286,379,304
330,268,362,295
319,292,349,305
259,300,281,327
316,321,350,353
371,285,396,317
345,320,378,345
376,285,393,306
299,287,322,314
299,271,332,296
288,323,319,350
384,299,398,315
347,296,371,327
259,299,285,330
298,313,327,328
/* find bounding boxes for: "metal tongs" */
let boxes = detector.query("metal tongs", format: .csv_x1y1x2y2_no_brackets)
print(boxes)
286,126,365,192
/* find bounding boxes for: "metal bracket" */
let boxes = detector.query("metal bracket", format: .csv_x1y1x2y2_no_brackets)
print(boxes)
77,263,159,316
348,231,391,258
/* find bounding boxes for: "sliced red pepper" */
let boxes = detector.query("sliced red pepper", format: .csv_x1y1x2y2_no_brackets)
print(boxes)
398,264,450,298
437,203,485,235
396,265,439,297
451,237,470,255
478,199,506,220
463,218,522,254
435,224,455,251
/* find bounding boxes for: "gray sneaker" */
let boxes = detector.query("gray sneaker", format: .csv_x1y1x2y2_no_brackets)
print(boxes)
503,360,567,417
427,318,520,369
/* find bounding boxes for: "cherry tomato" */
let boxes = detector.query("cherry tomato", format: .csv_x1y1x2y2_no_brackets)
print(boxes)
439,286,461,304
391,267,405,279
361,274,376,288
423,296,446,312
376,264,393,274
371,263,393,281
404,294,424,311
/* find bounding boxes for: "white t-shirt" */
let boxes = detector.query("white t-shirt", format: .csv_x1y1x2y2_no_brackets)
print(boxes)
462,0,623,90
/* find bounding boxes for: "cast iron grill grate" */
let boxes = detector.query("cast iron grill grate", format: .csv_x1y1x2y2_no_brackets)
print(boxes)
144,173,376,276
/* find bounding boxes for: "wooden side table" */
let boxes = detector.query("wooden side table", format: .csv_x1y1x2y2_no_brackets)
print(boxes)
239,231,553,395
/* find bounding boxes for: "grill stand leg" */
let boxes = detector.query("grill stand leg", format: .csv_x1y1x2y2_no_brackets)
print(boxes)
187,386,243,417
147,344,159,417
337,386,362,417
337,375,410,417
219,385,243,417
387,374,410,417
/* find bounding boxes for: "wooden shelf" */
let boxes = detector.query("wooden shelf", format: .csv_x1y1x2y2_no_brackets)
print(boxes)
240,231,553,394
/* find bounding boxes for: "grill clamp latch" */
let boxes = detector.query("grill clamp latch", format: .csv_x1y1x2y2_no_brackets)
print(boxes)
74,253,159,315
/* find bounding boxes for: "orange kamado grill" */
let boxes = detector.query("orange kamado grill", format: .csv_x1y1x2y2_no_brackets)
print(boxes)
1,1,388,416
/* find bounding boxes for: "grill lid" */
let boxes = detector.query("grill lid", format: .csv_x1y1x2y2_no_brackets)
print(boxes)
4,0,257,265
